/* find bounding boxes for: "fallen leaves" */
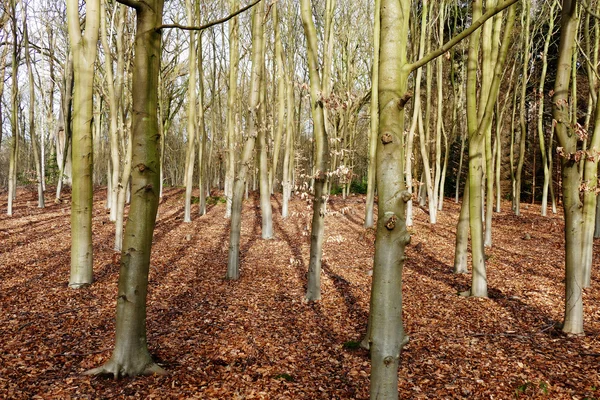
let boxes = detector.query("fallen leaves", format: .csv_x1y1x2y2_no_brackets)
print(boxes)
0,188,599,398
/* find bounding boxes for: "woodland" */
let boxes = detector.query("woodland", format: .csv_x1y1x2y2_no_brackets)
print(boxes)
1,0,600,398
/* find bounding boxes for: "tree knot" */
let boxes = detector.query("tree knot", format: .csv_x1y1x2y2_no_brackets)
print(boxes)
381,133,393,145
385,213,397,230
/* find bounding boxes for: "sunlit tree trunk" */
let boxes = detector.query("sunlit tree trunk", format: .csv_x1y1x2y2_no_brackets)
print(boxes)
86,0,166,377
225,0,240,219
22,7,44,208
183,0,198,223
282,74,294,219
552,0,583,335
368,1,410,396
7,0,18,216
301,0,330,301
197,30,208,216
466,1,516,297
257,8,273,239
270,1,285,196
101,1,124,222
67,0,100,288
364,0,380,228
227,0,265,280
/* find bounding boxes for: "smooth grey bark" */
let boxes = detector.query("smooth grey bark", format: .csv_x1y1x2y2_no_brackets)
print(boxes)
301,0,330,302
257,13,273,239
86,0,166,377
553,0,583,335
183,0,198,223
364,1,381,224
224,0,240,219
226,0,265,280
7,0,18,216
24,10,45,208
281,74,294,219
368,1,410,397
197,31,208,216
67,0,100,288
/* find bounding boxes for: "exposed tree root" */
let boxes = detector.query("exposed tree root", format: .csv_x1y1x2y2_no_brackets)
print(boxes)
84,360,166,378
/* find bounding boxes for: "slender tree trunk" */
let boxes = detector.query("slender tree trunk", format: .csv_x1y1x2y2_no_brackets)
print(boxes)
197,29,208,216
552,0,583,335
101,1,124,222
67,0,100,288
467,1,516,297
483,0,500,247
23,11,44,208
256,11,272,239
282,73,295,219
227,0,265,280
183,0,197,223
270,1,285,196
539,2,556,216
515,4,530,216
433,1,444,214
364,0,380,228
86,0,166,377
7,0,18,216
225,0,240,219
301,0,330,301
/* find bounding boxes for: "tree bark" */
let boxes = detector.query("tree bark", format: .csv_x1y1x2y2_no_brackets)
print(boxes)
364,0,380,228
301,0,330,302
224,0,240,219
67,0,100,288
226,0,265,280
183,0,198,223
86,0,166,377
368,1,410,397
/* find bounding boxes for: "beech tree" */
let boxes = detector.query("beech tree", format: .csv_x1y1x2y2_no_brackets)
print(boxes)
86,0,166,377
552,0,584,334
368,0,518,397
226,0,265,280
66,0,100,288
300,0,330,301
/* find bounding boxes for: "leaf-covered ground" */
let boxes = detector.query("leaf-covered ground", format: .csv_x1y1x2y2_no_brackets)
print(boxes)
0,187,599,399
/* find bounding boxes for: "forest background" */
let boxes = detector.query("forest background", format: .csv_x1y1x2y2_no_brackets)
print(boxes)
1,0,600,398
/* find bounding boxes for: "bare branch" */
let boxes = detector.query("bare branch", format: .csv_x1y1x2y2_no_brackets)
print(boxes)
155,0,262,32
406,0,520,73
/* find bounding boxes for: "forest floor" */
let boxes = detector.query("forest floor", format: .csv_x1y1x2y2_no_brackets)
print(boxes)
0,187,599,399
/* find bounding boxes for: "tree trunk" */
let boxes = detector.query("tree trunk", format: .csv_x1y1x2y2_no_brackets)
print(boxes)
183,0,197,223
282,74,294,219
86,0,166,377
368,1,410,397
23,11,45,208
257,8,273,239
364,0,380,228
197,29,208,216
538,2,556,216
225,0,240,219
67,0,100,288
515,4,530,216
227,0,265,280
7,0,18,216
552,0,583,334
301,0,330,302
